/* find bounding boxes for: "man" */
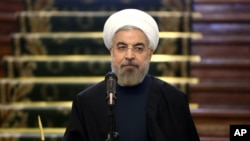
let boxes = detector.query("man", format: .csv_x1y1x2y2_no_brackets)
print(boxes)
63,9,200,141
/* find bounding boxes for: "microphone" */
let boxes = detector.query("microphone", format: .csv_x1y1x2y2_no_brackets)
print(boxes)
105,72,118,106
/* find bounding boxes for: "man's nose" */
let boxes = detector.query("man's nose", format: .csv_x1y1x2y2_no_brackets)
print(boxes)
124,47,135,59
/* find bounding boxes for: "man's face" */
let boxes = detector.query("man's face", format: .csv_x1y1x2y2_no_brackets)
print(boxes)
110,29,153,86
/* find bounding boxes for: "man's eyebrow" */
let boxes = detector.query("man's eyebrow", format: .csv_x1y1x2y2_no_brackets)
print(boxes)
134,42,145,46
116,42,145,46
116,42,127,45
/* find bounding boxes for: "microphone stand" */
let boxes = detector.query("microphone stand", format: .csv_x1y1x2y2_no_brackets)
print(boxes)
106,96,119,141
105,72,119,141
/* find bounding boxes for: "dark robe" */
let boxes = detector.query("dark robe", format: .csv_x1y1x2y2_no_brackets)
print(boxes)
62,75,200,141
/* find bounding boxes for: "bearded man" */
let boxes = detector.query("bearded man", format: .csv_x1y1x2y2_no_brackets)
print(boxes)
63,9,200,141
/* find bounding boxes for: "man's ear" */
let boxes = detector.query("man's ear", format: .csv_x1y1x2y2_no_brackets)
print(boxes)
109,47,113,56
150,48,154,55
147,48,154,60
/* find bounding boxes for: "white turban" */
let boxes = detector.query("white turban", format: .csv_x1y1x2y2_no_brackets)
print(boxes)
103,9,159,51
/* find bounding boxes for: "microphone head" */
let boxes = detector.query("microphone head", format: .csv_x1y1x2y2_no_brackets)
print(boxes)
105,72,117,94
105,72,117,82
105,72,118,105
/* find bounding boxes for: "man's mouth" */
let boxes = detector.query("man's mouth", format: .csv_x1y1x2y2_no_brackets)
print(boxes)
122,64,138,68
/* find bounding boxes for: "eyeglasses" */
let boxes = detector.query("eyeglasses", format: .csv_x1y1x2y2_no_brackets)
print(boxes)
114,45,149,54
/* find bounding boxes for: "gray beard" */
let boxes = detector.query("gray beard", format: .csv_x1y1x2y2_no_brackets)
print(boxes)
111,62,150,86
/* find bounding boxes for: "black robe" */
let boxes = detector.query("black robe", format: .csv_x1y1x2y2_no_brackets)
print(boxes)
62,75,200,141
